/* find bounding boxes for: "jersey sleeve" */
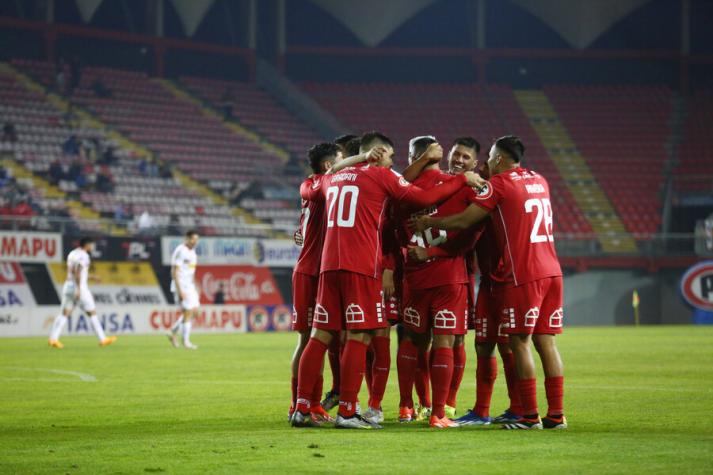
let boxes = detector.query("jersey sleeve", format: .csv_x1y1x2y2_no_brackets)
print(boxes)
300,176,324,202
467,175,505,211
171,247,182,267
382,169,467,208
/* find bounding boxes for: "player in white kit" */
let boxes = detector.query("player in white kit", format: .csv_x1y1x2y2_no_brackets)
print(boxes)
167,230,200,350
48,237,118,348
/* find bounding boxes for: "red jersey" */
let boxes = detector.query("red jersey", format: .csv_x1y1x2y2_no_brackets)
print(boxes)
303,165,468,278
396,169,476,290
294,175,326,277
470,167,562,287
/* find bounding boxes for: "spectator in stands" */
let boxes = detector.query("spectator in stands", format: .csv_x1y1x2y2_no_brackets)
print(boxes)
93,77,112,98
158,160,173,179
0,167,10,187
55,68,66,96
63,135,81,156
11,198,34,218
221,88,235,120
2,122,17,143
48,159,64,185
99,145,118,165
114,203,129,222
213,284,225,305
69,56,81,95
95,166,114,193
0,197,10,216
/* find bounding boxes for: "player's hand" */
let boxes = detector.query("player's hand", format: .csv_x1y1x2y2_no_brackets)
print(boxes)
464,171,487,191
407,245,429,263
73,289,80,300
382,269,395,300
367,146,388,163
293,229,304,246
421,143,443,163
177,291,184,302
408,215,432,233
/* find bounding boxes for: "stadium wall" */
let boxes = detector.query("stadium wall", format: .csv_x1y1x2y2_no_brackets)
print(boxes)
0,232,705,337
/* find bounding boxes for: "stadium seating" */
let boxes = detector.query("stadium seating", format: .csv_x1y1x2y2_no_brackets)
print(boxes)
301,82,592,235
675,89,713,194
545,85,671,236
180,76,324,161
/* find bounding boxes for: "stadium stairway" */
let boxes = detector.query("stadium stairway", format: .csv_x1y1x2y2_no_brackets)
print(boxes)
514,90,637,253
1,63,125,235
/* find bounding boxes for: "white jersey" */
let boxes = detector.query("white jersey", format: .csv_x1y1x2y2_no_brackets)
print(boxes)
66,248,91,289
170,243,197,293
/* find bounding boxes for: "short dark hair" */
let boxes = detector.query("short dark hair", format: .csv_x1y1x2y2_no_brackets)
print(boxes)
453,136,481,154
345,137,361,157
360,131,394,153
79,237,93,247
409,136,437,159
308,142,340,174
186,229,199,238
494,135,525,162
334,134,358,149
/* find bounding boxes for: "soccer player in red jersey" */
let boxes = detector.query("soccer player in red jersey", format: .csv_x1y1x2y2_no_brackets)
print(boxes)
291,131,483,429
290,143,342,424
412,135,566,430
395,136,481,428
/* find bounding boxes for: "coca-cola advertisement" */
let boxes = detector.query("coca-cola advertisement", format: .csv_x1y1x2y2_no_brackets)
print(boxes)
195,266,284,305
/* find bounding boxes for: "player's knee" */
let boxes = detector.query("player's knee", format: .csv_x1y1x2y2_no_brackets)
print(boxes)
454,334,464,346
310,328,333,345
432,333,454,348
475,342,495,358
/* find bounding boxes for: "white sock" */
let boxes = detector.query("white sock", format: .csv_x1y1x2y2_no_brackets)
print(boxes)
89,315,107,341
171,317,183,334
50,315,67,341
182,320,192,344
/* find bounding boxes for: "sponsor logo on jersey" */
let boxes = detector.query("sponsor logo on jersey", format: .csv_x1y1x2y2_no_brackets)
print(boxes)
680,261,713,311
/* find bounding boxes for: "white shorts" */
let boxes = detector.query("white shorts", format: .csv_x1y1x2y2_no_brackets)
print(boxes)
61,282,96,313
174,286,200,311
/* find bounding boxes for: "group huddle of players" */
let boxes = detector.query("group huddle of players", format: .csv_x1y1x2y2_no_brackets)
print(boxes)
289,131,566,430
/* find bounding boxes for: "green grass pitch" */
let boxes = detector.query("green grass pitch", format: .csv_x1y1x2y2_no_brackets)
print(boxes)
1,326,712,474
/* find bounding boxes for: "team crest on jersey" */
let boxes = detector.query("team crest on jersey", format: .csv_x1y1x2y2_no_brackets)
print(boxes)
398,176,410,187
475,180,493,200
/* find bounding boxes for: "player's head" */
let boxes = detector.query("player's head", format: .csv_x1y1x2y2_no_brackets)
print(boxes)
334,134,358,158
448,136,480,175
308,142,341,174
345,137,361,157
185,229,199,248
408,135,438,164
489,135,525,175
360,131,394,169
79,237,94,252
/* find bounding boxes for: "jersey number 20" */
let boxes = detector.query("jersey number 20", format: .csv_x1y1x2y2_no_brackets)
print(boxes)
525,198,554,243
326,186,358,228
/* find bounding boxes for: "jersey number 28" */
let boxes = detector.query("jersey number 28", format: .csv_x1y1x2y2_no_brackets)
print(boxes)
525,198,554,243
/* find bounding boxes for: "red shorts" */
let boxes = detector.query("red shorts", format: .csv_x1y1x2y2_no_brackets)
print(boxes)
314,270,388,332
474,287,509,344
291,271,318,332
494,276,564,335
402,283,468,335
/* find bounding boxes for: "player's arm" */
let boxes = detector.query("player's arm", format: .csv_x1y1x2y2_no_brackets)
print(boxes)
299,179,322,201
413,204,489,232
326,152,367,174
396,172,485,209
171,250,184,300
401,143,443,182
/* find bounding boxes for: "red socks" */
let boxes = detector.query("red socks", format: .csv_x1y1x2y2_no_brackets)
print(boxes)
474,356,497,418
327,337,341,393
295,338,328,414
415,349,431,408
501,351,524,415
545,376,564,416
365,345,374,397
311,375,323,410
518,378,539,417
430,347,454,419
368,336,390,409
397,339,418,408
446,343,466,407
338,339,369,418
